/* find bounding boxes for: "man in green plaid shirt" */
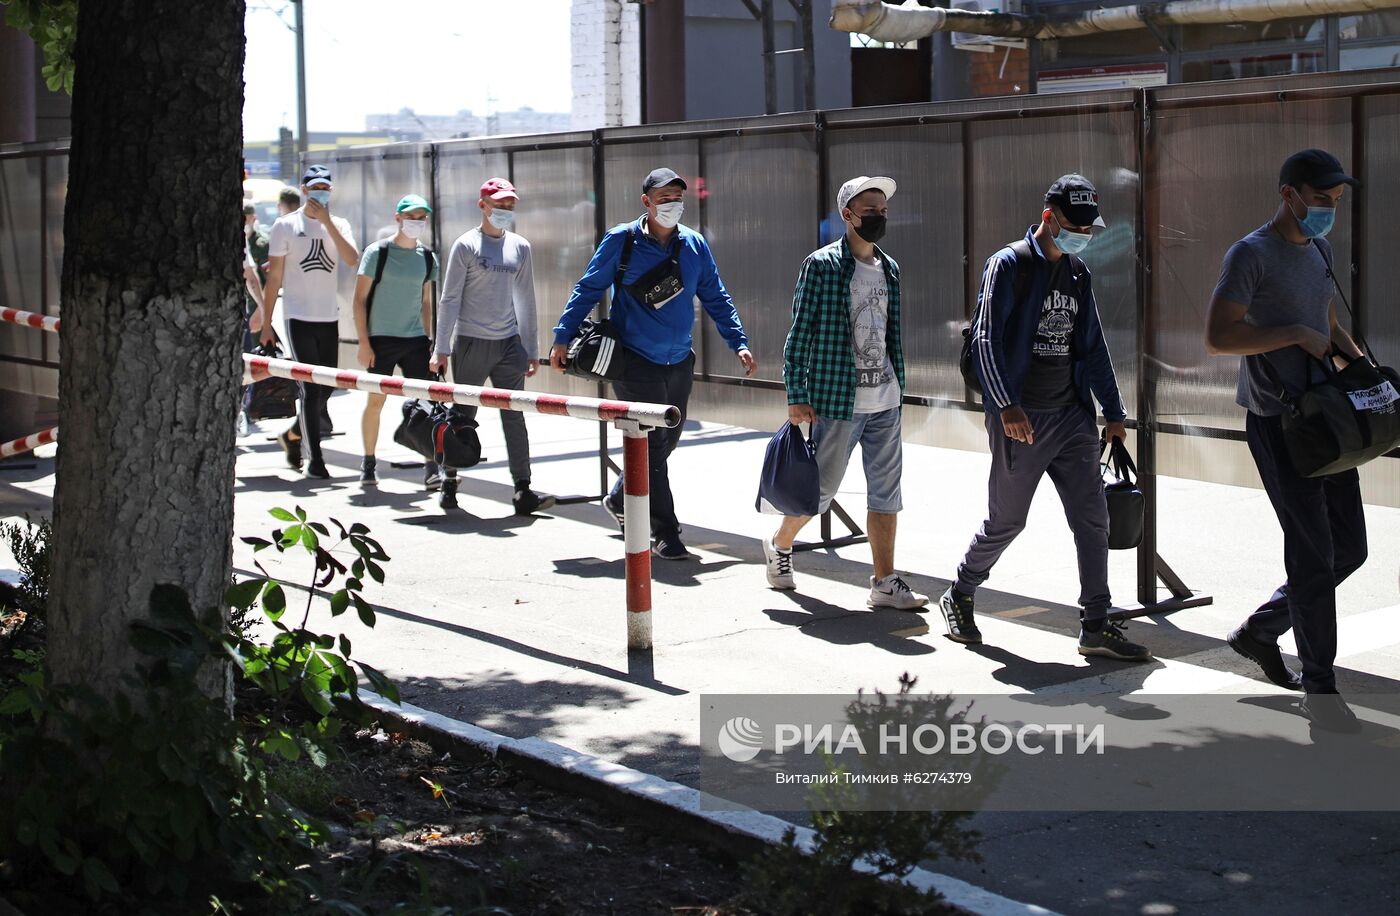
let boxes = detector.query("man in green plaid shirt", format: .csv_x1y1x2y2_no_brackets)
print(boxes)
762,176,928,611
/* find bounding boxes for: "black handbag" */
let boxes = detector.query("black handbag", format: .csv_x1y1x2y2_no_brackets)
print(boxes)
1262,241,1400,478
393,398,483,470
564,317,626,382
1100,435,1144,550
244,341,299,421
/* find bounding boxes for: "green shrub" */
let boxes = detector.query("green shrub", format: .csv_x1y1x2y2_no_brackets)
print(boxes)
1,514,52,614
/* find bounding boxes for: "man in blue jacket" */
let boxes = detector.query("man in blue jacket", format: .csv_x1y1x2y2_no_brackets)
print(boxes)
550,167,757,559
941,175,1151,662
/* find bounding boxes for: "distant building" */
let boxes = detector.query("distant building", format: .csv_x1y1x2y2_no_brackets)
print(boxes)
365,106,572,141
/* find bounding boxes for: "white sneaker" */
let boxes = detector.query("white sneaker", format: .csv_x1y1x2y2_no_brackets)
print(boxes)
868,574,929,611
763,538,796,590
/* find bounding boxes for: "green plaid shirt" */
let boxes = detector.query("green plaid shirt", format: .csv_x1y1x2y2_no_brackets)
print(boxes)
783,236,904,422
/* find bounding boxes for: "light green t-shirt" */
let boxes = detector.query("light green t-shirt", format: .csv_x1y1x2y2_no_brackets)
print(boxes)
357,241,439,338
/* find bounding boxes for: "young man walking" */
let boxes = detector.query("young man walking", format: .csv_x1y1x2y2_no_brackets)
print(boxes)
944,175,1150,662
764,176,927,611
430,178,554,514
353,194,438,487
259,164,358,478
1206,149,1368,732
550,167,757,559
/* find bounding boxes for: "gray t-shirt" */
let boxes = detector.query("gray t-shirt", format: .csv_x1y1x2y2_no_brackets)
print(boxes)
434,227,538,355
1212,224,1334,417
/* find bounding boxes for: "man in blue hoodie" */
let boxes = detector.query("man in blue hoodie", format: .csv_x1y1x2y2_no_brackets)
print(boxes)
550,167,757,560
941,175,1151,662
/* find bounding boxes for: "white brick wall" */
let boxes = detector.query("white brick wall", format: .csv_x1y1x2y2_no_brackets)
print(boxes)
571,0,642,130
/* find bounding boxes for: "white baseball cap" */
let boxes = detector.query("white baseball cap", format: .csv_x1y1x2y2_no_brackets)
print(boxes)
837,175,896,211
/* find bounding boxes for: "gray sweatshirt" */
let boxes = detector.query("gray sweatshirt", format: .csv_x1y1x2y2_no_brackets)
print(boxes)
435,227,538,355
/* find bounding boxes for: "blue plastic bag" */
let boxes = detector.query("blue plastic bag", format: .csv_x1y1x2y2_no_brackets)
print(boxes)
755,421,819,517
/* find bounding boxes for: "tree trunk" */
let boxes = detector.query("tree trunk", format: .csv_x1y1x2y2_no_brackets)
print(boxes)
48,0,246,694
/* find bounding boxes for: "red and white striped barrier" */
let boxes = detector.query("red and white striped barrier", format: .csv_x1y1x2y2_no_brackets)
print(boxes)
0,308,61,334
0,427,58,459
245,352,672,650
243,354,680,430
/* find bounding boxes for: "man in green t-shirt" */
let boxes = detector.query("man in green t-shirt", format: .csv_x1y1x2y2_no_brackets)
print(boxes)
353,193,439,487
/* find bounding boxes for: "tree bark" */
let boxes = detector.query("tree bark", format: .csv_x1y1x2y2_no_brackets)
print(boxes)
48,0,246,694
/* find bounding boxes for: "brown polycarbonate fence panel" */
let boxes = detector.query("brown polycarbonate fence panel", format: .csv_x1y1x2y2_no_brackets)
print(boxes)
1148,96,1352,448
967,110,1140,415
827,123,965,401
1361,93,1400,377
602,140,699,232
434,141,511,261
698,130,818,385
510,145,596,361
44,154,66,366
359,147,432,248
0,156,44,365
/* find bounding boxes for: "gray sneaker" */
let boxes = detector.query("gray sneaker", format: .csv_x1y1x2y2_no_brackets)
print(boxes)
1078,619,1152,661
763,538,795,590
938,587,982,644
868,575,929,611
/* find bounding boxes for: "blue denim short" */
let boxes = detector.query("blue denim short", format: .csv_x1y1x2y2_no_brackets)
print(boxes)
811,406,903,514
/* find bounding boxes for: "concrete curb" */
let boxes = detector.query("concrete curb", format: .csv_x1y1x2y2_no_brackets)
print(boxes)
362,693,1057,916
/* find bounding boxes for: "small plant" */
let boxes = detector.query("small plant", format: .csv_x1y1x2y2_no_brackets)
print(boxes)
1,513,53,614
740,674,996,916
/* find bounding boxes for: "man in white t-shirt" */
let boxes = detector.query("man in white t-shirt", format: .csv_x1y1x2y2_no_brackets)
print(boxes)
764,176,927,611
256,164,359,478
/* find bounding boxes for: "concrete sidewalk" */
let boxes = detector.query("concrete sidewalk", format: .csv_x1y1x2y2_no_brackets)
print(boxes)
6,387,1400,914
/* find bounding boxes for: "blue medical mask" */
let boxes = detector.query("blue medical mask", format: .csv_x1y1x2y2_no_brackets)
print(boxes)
1287,190,1336,239
308,189,331,207
1052,219,1092,255
487,207,515,231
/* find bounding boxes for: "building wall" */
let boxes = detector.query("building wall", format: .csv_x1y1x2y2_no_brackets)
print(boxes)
571,0,643,129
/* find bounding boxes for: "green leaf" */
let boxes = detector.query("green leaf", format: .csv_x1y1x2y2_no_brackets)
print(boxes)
280,525,303,549
0,689,32,716
300,526,319,550
359,662,399,704
269,507,297,522
350,522,370,535
295,506,308,522
365,560,385,584
329,590,349,617
262,582,286,621
338,634,352,657
299,678,334,716
225,579,263,609
240,536,272,549
309,522,329,536
352,594,376,628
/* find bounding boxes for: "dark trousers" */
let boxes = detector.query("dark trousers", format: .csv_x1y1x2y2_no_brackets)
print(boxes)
448,335,532,485
1244,411,1368,694
286,318,338,463
607,350,694,540
955,405,1112,618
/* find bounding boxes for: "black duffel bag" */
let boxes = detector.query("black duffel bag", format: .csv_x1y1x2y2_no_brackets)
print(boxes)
1099,434,1144,550
393,399,484,470
564,316,627,382
244,341,299,421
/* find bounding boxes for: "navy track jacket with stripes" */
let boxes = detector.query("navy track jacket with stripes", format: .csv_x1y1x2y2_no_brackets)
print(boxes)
971,229,1126,422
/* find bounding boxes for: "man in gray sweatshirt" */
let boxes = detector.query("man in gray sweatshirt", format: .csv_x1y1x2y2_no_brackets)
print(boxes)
430,177,554,514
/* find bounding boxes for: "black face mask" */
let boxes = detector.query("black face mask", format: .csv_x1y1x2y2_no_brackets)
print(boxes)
852,213,887,244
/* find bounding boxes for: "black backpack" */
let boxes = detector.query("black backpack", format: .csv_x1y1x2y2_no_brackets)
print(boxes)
959,240,1034,395
365,239,436,326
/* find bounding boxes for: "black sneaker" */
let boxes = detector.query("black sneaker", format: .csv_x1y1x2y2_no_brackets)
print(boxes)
652,535,694,561
1300,692,1361,733
939,587,982,644
278,429,302,469
1078,619,1152,661
1227,625,1303,691
604,499,626,534
304,458,330,480
513,488,557,516
359,456,378,486
439,479,459,510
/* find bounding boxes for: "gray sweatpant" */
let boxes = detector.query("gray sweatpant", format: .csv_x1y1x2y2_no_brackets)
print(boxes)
448,334,532,485
954,404,1112,619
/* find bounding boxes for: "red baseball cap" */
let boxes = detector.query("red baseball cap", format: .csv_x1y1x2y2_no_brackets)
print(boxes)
480,178,519,201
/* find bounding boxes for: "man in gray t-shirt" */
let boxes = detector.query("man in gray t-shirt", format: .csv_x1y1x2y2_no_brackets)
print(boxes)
429,177,553,515
1205,148,1367,731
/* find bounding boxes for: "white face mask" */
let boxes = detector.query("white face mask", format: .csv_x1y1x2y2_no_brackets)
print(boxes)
652,200,684,229
399,218,427,240
487,207,515,231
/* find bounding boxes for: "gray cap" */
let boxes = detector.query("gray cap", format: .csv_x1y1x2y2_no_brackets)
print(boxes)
642,167,687,194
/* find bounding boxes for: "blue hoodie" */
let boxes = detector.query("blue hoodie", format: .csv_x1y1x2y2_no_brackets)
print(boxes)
554,217,749,366
971,228,1126,422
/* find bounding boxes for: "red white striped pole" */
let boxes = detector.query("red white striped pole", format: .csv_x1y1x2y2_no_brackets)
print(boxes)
0,427,58,459
0,308,61,334
620,423,652,650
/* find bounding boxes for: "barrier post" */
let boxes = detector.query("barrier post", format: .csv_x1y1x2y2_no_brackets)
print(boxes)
618,420,652,651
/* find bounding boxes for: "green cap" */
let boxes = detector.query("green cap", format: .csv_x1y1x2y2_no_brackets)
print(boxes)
395,193,432,214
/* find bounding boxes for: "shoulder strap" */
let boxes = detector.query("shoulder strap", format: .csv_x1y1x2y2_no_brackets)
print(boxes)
1008,239,1035,305
1312,239,1373,362
422,247,435,285
613,227,636,288
364,240,393,321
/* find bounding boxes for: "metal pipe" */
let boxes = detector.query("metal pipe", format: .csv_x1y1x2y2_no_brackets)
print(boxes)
294,0,309,154
830,0,1400,41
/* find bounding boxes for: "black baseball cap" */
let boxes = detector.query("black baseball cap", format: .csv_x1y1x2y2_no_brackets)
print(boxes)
1279,148,1359,190
642,167,687,194
302,164,333,187
1045,174,1106,228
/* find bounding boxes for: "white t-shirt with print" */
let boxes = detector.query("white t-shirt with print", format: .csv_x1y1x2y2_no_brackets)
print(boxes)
849,257,900,414
267,209,357,322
